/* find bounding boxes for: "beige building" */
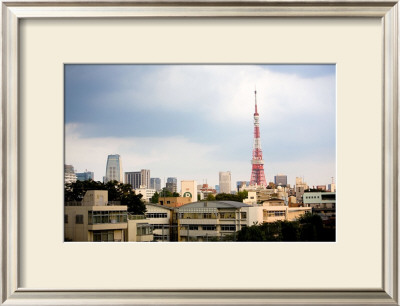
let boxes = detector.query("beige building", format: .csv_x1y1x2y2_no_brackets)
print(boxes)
64,190,128,242
145,204,174,241
65,190,153,242
126,215,153,242
181,180,197,203
262,198,311,223
158,196,191,208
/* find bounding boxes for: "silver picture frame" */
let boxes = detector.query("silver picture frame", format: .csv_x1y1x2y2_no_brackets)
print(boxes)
1,1,398,304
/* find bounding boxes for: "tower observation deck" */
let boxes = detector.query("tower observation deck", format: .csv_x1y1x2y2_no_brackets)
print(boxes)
250,90,267,186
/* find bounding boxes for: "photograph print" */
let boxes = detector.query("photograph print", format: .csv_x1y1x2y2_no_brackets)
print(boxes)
64,64,336,242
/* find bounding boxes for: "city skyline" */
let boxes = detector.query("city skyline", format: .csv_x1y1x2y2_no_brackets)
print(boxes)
65,64,336,188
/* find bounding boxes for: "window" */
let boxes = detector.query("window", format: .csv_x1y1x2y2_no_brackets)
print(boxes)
76,214,84,224
202,225,216,231
321,194,336,200
167,201,171,204
160,201,164,205
151,224,170,230
88,210,127,224
146,213,168,218
137,225,153,236
267,211,285,217
93,230,114,242
240,212,247,219
64,214,68,224
189,225,198,230
179,212,217,219
221,225,236,231
219,212,236,219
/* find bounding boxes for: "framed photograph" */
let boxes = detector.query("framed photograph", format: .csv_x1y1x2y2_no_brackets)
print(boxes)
2,0,398,305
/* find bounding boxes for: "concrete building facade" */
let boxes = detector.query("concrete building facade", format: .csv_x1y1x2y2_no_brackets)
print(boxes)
303,192,336,221
64,190,128,242
219,171,231,194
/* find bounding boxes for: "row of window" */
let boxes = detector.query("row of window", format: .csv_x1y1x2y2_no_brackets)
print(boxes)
151,224,169,229
181,225,239,231
146,213,168,218
179,212,247,220
88,210,127,224
181,225,216,231
266,211,286,217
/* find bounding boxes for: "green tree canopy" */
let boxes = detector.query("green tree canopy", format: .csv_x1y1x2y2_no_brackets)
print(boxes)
65,180,146,215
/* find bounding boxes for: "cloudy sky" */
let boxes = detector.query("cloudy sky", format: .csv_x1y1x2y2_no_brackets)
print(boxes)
65,64,336,190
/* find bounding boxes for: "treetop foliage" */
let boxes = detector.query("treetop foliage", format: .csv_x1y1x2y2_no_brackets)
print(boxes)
65,180,146,215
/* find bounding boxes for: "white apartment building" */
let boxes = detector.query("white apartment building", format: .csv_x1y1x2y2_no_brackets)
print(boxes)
219,171,231,194
134,186,156,203
303,192,336,220
176,201,260,242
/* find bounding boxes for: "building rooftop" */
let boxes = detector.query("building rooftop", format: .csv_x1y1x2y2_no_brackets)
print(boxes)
145,203,175,210
178,201,251,209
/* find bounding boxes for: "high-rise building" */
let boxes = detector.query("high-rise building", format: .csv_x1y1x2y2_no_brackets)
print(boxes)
125,171,141,189
125,170,150,189
219,171,231,194
76,170,94,181
150,178,162,191
65,164,77,184
250,90,267,186
166,177,177,193
274,174,287,187
141,169,151,188
104,154,123,183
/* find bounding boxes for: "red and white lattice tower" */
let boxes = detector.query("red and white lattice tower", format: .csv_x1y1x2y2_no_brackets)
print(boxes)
250,90,267,186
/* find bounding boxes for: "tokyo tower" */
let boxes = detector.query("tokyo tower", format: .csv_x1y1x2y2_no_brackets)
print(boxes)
250,90,267,186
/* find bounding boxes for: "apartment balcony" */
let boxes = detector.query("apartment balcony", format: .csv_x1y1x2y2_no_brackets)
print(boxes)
88,223,127,231
178,219,218,225
179,230,219,237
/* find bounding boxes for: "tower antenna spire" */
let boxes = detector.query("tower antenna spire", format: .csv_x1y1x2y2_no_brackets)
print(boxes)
250,89,267,187
254,86,258,114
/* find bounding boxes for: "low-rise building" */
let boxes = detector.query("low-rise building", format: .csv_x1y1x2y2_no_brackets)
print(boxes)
261,198,311,223
176,201,257,242
127,215,153,242
158,196,191,208
145,204,174,241
65,190,153,242
64,190,128,242
303,191,336,221
134,186,156,203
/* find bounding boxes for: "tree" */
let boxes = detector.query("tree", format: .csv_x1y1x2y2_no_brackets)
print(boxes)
237,224,265,241
151,192,159,204
64,180,146,215
235,213,334,242
205,194,216,201
123,192,146,215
